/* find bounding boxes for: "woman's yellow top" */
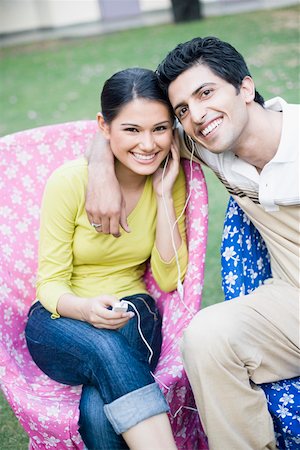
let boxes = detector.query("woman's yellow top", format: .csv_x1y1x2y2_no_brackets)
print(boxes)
37,158,188,314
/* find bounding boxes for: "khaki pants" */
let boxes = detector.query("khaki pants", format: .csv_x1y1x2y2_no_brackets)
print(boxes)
181,278,300,450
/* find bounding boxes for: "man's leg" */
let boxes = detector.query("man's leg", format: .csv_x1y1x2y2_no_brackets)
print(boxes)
181,279,300,450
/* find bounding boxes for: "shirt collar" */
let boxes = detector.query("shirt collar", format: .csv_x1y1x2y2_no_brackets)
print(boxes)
231,153,259,183
264,97,297,164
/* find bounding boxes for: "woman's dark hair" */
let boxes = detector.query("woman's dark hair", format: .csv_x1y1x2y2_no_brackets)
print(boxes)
101,67,174,122
156,36,265,106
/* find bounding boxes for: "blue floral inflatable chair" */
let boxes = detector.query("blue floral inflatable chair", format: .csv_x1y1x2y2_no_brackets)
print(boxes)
221,197,300,449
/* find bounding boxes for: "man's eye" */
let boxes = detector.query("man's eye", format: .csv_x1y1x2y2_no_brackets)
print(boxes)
202,89,212,97
178,107,188,118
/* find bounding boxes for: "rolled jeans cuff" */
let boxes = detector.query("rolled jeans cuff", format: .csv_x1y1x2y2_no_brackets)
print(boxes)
103,382,169,434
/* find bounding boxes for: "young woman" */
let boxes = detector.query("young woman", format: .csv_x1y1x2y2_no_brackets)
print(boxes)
25,68,188,450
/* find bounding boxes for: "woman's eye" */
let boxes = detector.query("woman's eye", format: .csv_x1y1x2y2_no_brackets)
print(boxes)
154,125,167,132
124,127,138,132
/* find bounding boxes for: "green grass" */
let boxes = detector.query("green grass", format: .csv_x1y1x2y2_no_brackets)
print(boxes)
0,5,299,448
0,394,29,450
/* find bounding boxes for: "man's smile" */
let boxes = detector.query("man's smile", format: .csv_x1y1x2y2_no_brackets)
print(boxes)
199,117,223,137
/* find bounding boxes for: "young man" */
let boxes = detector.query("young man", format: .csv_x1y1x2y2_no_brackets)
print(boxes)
86,37,300,449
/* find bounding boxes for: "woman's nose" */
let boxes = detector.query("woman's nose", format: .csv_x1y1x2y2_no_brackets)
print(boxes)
139,133,155,151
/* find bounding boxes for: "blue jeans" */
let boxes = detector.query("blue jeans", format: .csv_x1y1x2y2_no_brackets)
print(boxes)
25,294,168,450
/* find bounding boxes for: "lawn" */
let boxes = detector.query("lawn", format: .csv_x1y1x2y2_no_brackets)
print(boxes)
0,4,299,448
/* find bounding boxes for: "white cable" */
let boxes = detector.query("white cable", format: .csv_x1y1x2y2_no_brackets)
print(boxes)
125,300,154,364
150,371,170,391
161,138,196,313
125,300,196,419
161,154,185,302
161,153,182,286
125,292,199,418
171,405,198,419
173,137,196,227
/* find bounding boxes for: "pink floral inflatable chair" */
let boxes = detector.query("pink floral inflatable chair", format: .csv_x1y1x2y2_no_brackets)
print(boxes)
0,121,208,449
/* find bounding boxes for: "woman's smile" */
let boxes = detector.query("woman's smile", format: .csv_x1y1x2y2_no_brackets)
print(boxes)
130,151,159,163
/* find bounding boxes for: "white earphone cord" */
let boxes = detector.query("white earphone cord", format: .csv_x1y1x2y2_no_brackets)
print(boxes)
161,138,196,313
125,299,198,417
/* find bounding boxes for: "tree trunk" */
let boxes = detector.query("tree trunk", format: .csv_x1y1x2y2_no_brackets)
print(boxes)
171,0,203,23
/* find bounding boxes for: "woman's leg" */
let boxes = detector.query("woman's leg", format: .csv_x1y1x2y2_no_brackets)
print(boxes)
119,294,163,371
25,299,175,449
25,301,155,399
79,385,128,450
110,294,176,450
122,413,176,450
79,294,170,449
80,387,176,450
79,293,163,449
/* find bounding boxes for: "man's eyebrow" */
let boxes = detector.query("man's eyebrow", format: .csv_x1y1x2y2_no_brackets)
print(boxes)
173,82,216,112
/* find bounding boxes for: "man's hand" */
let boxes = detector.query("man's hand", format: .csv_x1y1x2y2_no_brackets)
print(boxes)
85,131,130,237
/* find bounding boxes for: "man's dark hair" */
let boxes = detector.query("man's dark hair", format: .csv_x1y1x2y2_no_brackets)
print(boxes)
101,67,173,123
156,36,265,106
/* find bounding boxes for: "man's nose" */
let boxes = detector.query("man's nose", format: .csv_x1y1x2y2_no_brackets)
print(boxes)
139,132,155,151
189,101,206,124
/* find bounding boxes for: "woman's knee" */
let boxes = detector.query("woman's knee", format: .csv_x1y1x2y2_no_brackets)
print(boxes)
120,294,162,369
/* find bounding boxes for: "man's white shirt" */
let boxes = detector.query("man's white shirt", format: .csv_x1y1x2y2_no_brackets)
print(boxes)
178,97,300,212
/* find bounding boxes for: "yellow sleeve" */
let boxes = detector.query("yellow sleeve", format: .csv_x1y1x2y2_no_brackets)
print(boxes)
36,162,83,314
150,165,188,292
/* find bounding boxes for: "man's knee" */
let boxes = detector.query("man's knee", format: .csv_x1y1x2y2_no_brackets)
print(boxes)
181,301,245,365
181,303,225,352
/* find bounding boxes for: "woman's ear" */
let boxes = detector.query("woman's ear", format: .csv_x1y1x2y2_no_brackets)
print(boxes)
240,76,255,103
97,113,110,140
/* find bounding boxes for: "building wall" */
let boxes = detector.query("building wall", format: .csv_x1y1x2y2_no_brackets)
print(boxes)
99,0,140,20
0,0,173,34
2,0,295,35
0,0,39,33
140,0,171,12
0,0,101,34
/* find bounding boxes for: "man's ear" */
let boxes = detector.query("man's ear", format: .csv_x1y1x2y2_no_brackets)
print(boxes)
97,113,110,139
240,76,255,103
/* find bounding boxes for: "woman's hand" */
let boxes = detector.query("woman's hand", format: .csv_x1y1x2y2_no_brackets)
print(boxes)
80,295,134,329
85,131,130,237
57,292,134,329
152,135,180,198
